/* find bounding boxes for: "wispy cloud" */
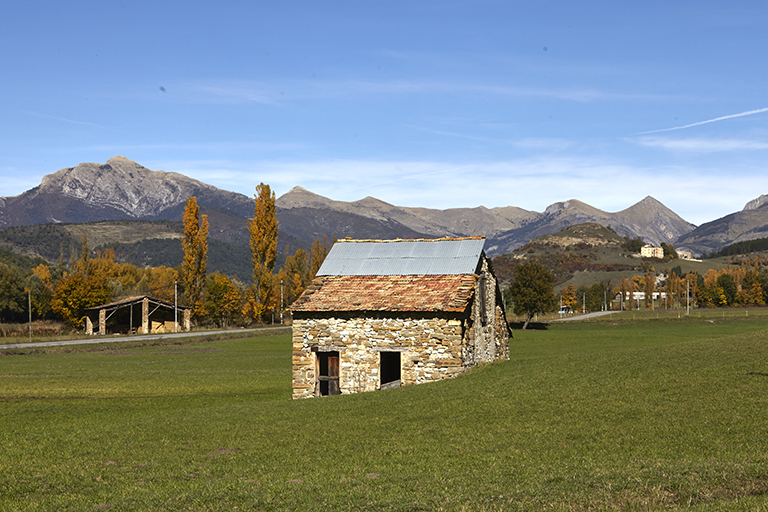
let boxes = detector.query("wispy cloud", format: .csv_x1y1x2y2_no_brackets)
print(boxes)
633,136,768,152
639,107,768,134
410,125,575,151
22,111,102,127
83,140,306,154
155,156,768,226
174,78,629,104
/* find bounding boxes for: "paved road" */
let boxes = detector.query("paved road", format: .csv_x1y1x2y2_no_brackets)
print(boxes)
0,326,290,350
551,311,620,322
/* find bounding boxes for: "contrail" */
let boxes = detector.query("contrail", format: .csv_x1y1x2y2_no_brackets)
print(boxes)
639,107,768,134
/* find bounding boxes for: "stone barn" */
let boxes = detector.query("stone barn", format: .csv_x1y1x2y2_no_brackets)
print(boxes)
290,237,511,399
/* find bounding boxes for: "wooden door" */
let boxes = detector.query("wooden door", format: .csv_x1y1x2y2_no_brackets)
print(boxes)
318,351,340,396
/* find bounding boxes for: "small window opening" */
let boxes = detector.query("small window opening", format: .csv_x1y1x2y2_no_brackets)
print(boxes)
479,274,488,326
317,351,340,396
380,351,401,390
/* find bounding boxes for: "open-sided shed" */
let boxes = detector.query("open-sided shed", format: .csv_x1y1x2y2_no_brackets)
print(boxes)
84,296,191,335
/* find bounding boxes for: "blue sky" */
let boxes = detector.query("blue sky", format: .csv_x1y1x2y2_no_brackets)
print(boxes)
2,1,768,226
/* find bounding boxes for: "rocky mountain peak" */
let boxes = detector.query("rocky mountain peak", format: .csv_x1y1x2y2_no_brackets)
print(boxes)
276,186,335,209
744,194,768,211
36,156,212,218
0,157,255,228
543,199,605,217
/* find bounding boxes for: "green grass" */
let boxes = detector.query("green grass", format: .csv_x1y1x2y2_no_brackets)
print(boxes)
2,317,768,510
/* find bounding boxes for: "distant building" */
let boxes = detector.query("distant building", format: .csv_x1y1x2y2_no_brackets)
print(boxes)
290,237,511,399
620,291,667,301
84,296,190,335
640,244,664,259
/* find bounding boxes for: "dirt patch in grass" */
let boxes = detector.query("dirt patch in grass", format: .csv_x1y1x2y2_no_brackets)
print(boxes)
206,447,242,457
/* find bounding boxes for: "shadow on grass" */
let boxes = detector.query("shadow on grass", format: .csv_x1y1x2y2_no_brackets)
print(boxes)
509,322,550,330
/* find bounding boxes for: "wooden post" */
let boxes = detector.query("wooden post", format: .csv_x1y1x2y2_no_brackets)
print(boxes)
99,309,106,335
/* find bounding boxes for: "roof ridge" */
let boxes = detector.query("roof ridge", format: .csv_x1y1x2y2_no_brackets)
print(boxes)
338,236,486,243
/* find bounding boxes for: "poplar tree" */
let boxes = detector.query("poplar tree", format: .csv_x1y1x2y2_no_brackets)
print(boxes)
247,183,278,321
309,235,332,280
280,247,310,305
181,197,209,317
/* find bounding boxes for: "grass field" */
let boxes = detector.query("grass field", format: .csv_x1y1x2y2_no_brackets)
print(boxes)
2,314,768,511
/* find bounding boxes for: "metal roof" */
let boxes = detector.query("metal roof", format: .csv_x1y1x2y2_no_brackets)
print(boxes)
316,238,486,276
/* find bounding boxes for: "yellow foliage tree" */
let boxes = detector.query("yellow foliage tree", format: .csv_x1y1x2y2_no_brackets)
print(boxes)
181,197,209,319
559,282,578,310
51,273,111,328
309,236,332,280
147,266,179,303
204,272,242,327
246,183,278,323
281,247,310,305
643,270,655,309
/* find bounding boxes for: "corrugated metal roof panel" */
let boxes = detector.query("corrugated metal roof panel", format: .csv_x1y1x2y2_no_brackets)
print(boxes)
316,238,485,276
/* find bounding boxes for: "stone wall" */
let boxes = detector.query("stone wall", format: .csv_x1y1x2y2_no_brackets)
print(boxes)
466,257,510,365
292,314,470,399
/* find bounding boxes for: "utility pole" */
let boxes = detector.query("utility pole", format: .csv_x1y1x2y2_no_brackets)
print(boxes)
28,288,32,343
174,281,178,333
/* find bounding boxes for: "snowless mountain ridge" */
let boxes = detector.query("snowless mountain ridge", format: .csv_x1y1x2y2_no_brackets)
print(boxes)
1,157,766,256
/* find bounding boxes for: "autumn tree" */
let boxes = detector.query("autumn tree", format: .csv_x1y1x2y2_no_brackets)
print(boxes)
716,273,737,305
508,259,557,330
279,247,310,306
559,282,578,311
245,183,278,323
204,272,242,328
29,264,55,319
181,197,209,318
146,266,179,303
80,235,91,274
309,235,333,280
51,273,111,328
643,270,655,309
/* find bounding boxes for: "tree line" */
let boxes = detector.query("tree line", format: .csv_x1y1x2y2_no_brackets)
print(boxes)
0,183,332,331
506,256,768,329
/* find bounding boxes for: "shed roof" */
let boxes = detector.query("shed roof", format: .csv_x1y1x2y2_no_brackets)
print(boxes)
84,295,189,313
316,237,486,276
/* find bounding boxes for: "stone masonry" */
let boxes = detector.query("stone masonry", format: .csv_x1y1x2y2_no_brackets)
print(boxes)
292,314,469,399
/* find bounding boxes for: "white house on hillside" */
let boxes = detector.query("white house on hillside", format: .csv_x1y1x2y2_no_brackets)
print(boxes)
640,245,664,259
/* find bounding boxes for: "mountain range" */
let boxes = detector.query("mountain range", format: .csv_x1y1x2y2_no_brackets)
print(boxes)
2,156,768,260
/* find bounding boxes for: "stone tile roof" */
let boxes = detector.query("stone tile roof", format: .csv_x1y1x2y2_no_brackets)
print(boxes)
291,274,477,313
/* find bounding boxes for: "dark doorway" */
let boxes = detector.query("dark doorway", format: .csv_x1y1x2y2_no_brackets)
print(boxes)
317,351,340,396
380,351,401,390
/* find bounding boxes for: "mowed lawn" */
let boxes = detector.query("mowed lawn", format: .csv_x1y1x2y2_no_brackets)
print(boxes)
1,315,768,511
